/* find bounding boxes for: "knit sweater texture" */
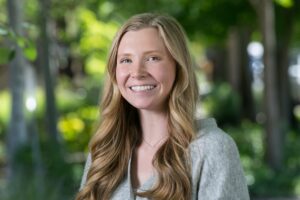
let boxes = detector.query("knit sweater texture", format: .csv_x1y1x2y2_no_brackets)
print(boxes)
79,118,250,200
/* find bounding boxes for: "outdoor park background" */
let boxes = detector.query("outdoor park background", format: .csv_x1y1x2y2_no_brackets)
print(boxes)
0,0,300,199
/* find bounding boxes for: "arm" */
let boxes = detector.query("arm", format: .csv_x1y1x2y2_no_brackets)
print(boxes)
197,130,250,200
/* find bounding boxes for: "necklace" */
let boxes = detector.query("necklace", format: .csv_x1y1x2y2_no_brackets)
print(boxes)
142,135,168,148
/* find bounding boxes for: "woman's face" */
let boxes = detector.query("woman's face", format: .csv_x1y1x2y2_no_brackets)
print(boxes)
116,27,176,112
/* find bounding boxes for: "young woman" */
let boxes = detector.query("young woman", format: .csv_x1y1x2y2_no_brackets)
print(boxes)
76,13,250,200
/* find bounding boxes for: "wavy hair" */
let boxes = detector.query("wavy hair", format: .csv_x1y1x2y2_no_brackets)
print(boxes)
76,13,199,200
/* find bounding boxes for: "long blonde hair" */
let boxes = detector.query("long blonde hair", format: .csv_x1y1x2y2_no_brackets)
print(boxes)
76,13,199,200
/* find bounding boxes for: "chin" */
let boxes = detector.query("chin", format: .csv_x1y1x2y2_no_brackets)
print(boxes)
129,101,166,112
125,100,152,109
123,96,167,111
130,103,154,110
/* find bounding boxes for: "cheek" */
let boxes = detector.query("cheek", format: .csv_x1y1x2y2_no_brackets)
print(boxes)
165,72,176,90
115,68,130,99
115,67,126,87
168,63,176,85
155,65,176,87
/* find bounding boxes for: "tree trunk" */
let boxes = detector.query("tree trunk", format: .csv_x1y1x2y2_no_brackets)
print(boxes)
227,27,255,121
38,0,60,142
261,0,282,170
276,4,297,133
25,63,45,198
206,47,227,83
6,0,27,181
240,28,255,121
276,27,292,144
227,28,241,92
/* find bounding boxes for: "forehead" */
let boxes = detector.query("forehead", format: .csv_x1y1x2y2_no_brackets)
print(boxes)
117,27,167,53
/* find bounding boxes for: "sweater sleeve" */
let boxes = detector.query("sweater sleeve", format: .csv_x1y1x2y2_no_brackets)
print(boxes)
197,129,250,200
79,153,92,190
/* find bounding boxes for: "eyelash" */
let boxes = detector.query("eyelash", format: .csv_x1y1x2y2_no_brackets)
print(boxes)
147,56,160,62
120,58,132,64
119,56,161,64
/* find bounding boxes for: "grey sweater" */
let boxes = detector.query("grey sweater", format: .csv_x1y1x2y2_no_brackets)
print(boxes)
80,118,250,199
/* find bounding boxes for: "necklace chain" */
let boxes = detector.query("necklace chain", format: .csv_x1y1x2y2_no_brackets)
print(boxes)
142,135,168,148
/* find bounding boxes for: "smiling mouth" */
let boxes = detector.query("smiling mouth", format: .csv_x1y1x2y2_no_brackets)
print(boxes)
129,85,156,92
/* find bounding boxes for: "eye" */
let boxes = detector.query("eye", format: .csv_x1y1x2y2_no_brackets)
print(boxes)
120,58,132,64
146,56,161,62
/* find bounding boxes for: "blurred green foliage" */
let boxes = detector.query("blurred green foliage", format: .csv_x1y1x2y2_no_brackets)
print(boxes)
193,78,295,197
1,142,76,200
77,8,119,76
202,82,241,126
0,66,105,199
1,0,300,199
0,25,37,65
202,82,300,197
275,0,294,8
0,91,10,125
0,78,102,199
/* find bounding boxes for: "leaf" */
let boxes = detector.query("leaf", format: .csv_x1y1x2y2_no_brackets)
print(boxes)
274,0,294,8
23,41,37,61
0,47,15,64
24,47,37,61
85,53,106,76
16,37,26,48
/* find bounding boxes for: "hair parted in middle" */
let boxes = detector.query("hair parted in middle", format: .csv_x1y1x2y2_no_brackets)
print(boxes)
76,13,199,200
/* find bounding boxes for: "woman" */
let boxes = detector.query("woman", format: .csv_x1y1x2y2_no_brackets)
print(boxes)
76,13,250,200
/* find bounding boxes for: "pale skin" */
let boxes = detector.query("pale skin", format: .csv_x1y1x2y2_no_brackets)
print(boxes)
116,27,176,188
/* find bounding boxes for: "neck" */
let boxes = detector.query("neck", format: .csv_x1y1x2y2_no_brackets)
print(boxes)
138,109,169,146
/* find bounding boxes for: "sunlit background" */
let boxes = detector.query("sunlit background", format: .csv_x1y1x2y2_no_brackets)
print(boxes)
0,0,300,199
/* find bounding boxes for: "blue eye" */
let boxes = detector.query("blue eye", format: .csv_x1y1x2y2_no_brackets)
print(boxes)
147,56,160,62
120,58,132,64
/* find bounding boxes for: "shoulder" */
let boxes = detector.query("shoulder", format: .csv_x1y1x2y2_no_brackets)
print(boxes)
190,119,250,199
191,118,239,159
190,118,243,175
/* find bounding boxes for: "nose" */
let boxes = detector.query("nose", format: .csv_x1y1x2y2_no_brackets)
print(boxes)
130,60,147,79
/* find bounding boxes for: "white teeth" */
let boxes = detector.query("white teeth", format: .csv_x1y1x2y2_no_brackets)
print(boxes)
130,85,155,91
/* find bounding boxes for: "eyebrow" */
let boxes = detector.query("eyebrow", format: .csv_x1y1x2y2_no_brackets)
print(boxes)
117,50,163,58
117,53,132,58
